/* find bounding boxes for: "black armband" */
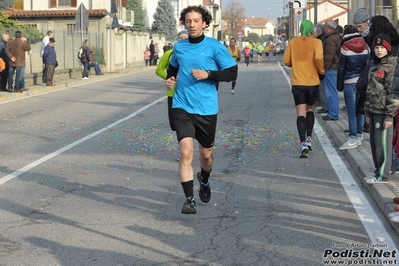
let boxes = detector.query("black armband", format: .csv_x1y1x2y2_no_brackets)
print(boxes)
167,64,178,79
207,65,237,82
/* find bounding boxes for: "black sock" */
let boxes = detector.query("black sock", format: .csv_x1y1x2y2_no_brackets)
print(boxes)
297,116,307,142
181,180,194,198
306,111,314,138
232,81,236,90
200,168,211,184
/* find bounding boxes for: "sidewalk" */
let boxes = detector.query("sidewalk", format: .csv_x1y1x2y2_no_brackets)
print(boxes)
0,66,155,102
318,90,399,235
280,63,399,235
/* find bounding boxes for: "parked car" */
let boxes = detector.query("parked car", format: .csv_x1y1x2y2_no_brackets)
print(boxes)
273,44,285,55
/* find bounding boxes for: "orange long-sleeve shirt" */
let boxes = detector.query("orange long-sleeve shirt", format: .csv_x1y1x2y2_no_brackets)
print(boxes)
283,36,324,86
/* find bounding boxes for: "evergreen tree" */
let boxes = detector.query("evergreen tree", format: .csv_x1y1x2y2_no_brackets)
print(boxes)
126,0,146,32
151,0,177,41
0,0,13,10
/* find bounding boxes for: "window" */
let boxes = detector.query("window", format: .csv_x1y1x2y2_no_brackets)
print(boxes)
67,23,87,36
50,0,77,8
171,0,179,17
58,0,71,6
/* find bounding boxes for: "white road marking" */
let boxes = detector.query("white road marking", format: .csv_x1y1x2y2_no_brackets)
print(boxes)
0,96,166,186
278,61,398,249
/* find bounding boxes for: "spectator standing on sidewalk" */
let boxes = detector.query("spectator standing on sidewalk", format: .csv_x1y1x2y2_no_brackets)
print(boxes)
337,25,369,150
0,32,9,91
353,9,372,133
80,39,90,80
40,30,53,84
144,48,151,66
166,5,237,214
313,24,328,114
19,36,31,91
149,40,155,66
42,37,57,87
153,43,159,65
283,19,324,158
322,20,342,121
364,34,399,184
6,31,31,93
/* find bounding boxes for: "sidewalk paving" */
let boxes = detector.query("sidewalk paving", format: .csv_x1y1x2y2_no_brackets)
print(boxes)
317,95,399,235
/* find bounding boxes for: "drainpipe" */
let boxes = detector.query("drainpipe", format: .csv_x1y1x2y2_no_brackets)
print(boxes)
369,0,376,16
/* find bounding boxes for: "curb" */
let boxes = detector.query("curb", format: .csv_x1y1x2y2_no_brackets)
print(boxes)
0,65,156,102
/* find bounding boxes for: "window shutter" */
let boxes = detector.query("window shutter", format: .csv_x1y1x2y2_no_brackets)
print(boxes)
50,0,56,8
122,0,126,7
71,0,77,7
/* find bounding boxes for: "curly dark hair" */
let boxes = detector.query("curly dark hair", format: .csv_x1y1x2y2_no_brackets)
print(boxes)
367,15,399,48
179,5,213,29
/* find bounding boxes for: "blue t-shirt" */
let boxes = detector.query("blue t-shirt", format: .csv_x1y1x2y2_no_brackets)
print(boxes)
170,37,237,115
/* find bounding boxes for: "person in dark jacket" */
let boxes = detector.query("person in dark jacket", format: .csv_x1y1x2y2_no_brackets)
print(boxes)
364,34,399,184
80,39,90,79
337,25,369,150
5,31,31,92
358,15,399,133
149,40,155,66
42,37,57,86
0,32,9,91
313,23,328,113
322,20,342,121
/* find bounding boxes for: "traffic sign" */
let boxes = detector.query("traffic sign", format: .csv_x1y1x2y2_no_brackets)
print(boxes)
293,0,306,8
75,3,89,29
295,8,305,21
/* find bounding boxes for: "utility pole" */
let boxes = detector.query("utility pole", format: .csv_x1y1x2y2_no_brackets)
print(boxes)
314,0,317,25
220,1,223,41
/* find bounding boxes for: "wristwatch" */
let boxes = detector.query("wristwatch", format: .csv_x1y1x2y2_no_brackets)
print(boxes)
206,70,211,78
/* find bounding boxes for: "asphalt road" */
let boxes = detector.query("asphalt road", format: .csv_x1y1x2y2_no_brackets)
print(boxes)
0,55,397,266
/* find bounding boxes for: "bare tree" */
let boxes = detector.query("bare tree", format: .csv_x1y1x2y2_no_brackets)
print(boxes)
222,0,246,39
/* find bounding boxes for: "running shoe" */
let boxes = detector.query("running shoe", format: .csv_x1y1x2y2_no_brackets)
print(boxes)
181,196,196,214
299,142,308,158
231,89,235,95
197,172,211,203
306,138,312,151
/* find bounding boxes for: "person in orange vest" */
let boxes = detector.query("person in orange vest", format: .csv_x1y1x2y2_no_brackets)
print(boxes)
227,38,241,94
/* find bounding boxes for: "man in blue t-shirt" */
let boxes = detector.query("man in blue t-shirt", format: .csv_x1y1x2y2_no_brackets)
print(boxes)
166,5,237,214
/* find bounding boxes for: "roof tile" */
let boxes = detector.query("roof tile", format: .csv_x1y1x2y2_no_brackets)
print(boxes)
1,8,107,17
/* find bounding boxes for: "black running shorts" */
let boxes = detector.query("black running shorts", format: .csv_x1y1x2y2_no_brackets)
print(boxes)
173,108,217,148
291,85,319,106
167,97,175,131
